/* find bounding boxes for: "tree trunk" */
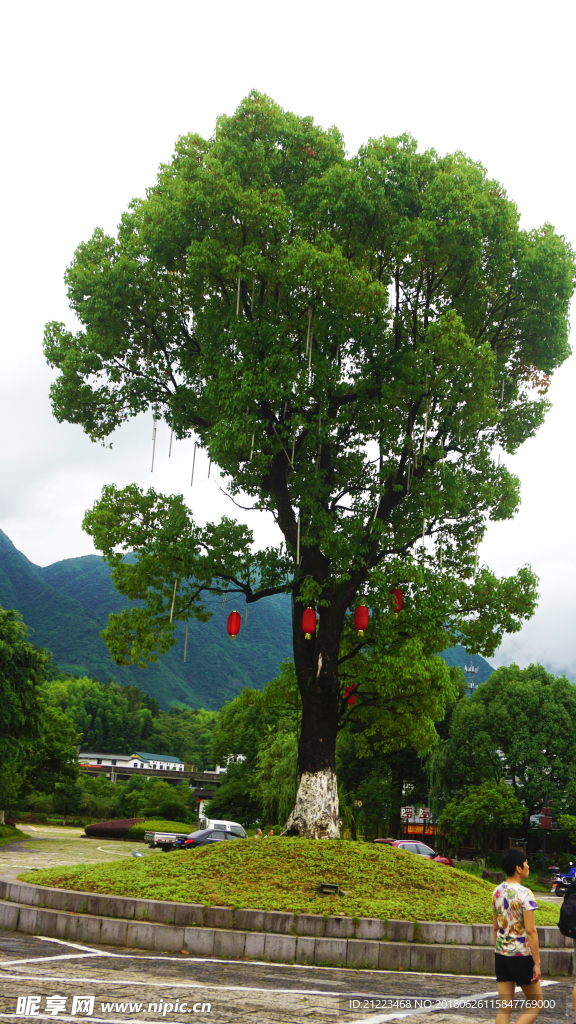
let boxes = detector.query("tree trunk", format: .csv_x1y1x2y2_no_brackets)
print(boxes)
0,809,4,825
282,601,342,839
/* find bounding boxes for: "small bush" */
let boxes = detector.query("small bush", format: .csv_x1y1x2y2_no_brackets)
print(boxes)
84,818,146,840
128,819,195,841
157,800,190,821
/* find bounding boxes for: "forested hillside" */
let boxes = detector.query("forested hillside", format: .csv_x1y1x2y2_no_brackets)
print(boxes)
0,529,293,709
0,529,492,710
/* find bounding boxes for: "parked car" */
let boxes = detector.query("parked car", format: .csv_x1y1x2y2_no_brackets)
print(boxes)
373,838,454,866
181,828,246,849
146,819,246,851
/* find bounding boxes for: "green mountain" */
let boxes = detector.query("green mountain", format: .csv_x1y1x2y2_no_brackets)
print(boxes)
0,529,293,710
440,643,494,686
0,528,493,710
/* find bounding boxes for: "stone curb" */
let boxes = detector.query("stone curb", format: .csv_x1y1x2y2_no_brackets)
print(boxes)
0,879,572,950
0,899,573,977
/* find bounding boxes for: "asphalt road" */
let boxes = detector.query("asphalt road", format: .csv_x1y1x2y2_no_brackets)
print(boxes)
0,928,574,1024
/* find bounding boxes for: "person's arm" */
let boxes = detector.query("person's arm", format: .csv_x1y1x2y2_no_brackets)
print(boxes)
493,910,499,948
523,909,541,982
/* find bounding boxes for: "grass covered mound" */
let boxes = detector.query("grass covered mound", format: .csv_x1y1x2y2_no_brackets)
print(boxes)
0,824,28,849
22,839,560,925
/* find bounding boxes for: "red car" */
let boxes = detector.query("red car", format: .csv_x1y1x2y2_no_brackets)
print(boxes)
373,838,454,866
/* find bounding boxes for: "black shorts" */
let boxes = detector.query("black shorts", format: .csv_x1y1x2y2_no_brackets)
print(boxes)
495,952,535,985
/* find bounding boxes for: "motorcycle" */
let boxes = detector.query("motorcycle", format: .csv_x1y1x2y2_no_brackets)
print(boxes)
551,863,576,897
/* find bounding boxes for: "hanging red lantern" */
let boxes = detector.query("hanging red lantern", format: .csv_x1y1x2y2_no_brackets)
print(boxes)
302,607,317,639
390,588,403,615
344,684,358,705
227,610,241,639
354,605,369,636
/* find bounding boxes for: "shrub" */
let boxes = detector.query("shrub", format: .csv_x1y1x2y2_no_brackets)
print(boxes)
128,819,195,841
84,818,146,840
157,799,190,821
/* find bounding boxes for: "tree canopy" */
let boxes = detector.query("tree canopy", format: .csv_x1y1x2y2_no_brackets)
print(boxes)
44,92,575,836
439,779,524,860
0,607,78,818
429,664,576,816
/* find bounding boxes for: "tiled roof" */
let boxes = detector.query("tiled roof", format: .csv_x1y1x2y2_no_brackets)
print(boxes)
133,751,184,764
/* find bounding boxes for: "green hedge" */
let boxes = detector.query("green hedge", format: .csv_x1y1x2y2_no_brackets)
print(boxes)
128,819,196,841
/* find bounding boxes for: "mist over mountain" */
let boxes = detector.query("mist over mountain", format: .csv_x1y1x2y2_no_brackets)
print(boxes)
0,528,493,709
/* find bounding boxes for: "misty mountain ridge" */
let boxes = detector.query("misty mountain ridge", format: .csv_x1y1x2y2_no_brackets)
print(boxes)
0,528,494,710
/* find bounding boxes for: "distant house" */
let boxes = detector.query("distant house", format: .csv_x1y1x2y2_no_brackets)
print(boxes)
78,751,185,772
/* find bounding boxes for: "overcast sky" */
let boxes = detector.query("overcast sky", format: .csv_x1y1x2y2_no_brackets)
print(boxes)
1,0,575,676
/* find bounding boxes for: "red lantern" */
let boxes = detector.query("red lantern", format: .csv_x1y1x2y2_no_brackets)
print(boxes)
227,610,241,639
354,605,369,637
344,684,358,705
390,588,403,615
302,607,317,639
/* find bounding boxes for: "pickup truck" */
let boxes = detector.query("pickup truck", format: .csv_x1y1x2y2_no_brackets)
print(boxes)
145,819,246,851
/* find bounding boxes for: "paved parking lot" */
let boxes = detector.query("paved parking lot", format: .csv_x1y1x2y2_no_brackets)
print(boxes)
1,831,572,1024
0,929,573,1024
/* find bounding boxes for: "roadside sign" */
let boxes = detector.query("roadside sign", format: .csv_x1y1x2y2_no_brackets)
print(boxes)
401,806,414,818
419,807,431,819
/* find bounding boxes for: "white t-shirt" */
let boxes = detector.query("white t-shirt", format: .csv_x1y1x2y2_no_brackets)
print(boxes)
492,881,538,957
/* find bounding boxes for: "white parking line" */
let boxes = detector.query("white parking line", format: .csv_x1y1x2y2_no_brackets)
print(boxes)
0,934,499,981
0,953,105,966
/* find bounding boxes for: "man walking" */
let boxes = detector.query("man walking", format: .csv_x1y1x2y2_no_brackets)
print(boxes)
492,849,542,1024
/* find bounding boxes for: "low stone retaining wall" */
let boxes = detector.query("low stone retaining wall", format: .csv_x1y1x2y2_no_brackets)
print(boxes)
0,879,573,977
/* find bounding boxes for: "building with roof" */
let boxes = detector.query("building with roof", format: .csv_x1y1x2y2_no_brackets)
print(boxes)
78,751,185,772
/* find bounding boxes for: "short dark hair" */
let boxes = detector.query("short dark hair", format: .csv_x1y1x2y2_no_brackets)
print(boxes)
501,848,527,876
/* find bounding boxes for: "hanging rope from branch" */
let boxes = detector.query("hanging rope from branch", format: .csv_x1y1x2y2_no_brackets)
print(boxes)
151,408,157,472
168,410,174,458
170,579,178,623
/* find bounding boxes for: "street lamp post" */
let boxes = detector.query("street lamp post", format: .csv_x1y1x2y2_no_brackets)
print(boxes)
539,797,553,879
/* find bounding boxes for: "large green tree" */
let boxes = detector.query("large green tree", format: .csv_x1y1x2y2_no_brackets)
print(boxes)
429,664,576,816
44,93,574,837
0,607,76,821
439,779,524,861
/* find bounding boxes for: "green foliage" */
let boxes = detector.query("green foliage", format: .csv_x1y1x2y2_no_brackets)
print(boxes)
43,93,575,811
41,674,215,767
128,819,194,840
42,675,156,754
430,664,576,817
205,662,300,825
0,605,75,813
24,838,560,925
149,706,215,768
439,780,524,859
0,824,28,848
557,815,576,845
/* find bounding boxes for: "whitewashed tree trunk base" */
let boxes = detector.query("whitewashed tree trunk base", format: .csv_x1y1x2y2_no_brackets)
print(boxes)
282,768,340,839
